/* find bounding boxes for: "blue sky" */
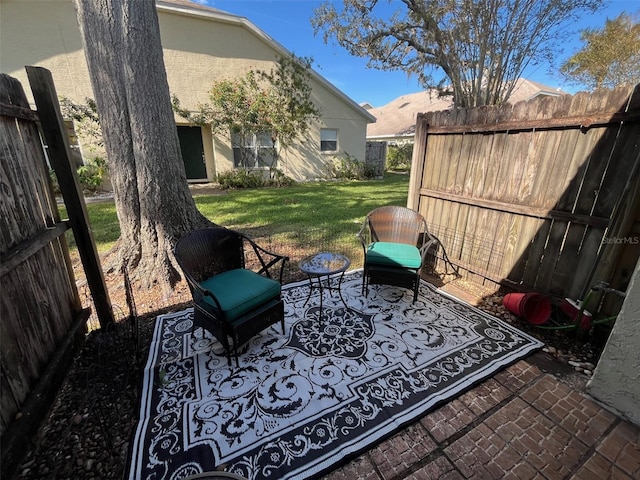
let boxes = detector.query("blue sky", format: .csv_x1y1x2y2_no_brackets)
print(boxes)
205,0,638,107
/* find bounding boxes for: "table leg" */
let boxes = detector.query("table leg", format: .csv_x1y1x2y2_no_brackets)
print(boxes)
318,276,323,321
303,275,325,321
337,270,348,308
303,275,316,307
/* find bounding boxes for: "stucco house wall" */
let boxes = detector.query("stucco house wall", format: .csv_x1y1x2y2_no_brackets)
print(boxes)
0,0,374,182
587,260,640,426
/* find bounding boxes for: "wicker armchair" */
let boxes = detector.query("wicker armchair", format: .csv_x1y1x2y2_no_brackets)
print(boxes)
174,227,288,366
358,206,437,302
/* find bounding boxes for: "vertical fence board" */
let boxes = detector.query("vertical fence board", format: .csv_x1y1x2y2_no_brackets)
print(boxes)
568,226,606,299
443,200,462,273
501,212,524,280
484,209,505,278
528,102,570,209
483,130,508,201
521,219,552,287
460,205,481,273
509,216,544,283
408,114,427,210
433,119,452,192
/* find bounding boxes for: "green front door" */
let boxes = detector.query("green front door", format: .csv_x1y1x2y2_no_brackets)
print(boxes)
177,126,207,180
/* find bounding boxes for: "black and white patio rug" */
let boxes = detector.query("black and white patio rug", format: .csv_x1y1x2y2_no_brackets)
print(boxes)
127,270,542,480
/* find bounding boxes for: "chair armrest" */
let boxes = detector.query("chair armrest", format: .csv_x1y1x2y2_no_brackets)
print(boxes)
183,270,224,312
357,218,371,253
243,235,289,283
418,229,439,262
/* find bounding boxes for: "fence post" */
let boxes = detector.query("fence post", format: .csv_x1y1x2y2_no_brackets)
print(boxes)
408,114,428,211
26,66,114,328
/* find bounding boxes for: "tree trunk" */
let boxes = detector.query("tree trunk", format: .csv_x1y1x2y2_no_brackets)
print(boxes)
73,0,212,289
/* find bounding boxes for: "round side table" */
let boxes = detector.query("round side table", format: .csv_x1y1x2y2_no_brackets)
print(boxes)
298,252,350,316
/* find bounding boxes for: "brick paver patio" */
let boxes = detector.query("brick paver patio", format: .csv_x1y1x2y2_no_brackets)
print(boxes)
322,355,640,479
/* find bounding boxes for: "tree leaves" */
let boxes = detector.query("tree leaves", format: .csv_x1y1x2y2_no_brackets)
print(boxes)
561,12,640,90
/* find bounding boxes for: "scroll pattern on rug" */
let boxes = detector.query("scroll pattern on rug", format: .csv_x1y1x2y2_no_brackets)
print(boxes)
127,270,542,480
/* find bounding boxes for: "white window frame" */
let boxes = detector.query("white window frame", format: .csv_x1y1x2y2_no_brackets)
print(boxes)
231,131,276,168
320,128,338,152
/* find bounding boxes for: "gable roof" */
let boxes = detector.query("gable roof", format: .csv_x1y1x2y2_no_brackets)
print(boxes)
366,78,566,139
156,0,375,123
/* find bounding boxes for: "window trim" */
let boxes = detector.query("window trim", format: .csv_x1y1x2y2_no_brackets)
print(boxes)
231,131,276,169
320,128,338,152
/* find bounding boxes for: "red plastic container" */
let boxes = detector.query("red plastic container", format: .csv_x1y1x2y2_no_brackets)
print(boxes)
503,292,551,325
560,298,593,329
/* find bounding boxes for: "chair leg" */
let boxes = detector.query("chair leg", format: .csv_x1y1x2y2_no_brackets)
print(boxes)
228,334,240,367
362,268,368,297
219,335,232,366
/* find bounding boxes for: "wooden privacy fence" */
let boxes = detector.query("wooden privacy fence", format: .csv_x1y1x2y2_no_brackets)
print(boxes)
1,69,112,479
409,85,640,300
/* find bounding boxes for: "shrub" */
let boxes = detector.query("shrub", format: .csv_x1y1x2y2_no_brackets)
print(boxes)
216,169,295,189
49,156,108,194
386,143,413,171
268,169,295,187
217,170,264,189
325,153,376,180
77,156,108,192
49,169,60,194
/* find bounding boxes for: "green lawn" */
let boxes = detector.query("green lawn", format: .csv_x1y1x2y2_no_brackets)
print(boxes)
64,173,410,271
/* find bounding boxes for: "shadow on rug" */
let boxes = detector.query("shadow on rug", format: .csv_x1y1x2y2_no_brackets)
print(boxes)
127,270,542,480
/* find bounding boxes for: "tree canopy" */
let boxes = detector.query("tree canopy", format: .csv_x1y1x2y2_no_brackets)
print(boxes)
312,0,604,108
561,12,640,90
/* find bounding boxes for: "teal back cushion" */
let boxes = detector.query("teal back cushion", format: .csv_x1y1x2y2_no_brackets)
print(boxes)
366,241,422,269
200,269,281,320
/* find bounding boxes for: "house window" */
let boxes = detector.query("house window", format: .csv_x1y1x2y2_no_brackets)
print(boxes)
321,128,338,152
231,131,276,168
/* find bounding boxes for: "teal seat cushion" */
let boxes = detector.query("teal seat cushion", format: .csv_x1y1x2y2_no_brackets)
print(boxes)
366,242,422,269
200,269,281,321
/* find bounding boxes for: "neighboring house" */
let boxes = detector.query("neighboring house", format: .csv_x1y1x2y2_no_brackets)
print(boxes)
366,78,566,144
0,0,375,182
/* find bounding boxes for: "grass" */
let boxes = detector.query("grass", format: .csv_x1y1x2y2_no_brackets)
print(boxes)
194,172,409,227
62,173,411,269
